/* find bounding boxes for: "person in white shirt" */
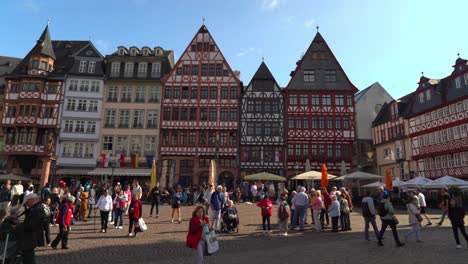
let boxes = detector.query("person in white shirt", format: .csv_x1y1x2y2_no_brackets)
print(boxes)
416,188,432,226
203,185,214,215
250,183,258,202
292,187,309,231
11,181,24,206
95,189,113,233
131,181,142,200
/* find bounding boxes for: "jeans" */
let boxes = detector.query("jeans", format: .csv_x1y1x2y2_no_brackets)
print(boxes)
364,216,380,240
278,218,288,233
313,210,321,231
262,216,271,231
378,219,402,245
88,204,94,218
290,209,296,226
320,207,329,226
150,198,159,216
195,239,205,264
341,213,351,231
129,217,138,235
211,209,221,230
405,224,421,241
100,211,110,231
451,222,468,245
331,216,339,232
51,224,69,248
293,205,306,230
114,209,124,227
438,210,448,224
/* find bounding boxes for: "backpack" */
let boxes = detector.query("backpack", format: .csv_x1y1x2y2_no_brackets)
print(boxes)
361,201,373,218
279,203,290,220
378,201,388,217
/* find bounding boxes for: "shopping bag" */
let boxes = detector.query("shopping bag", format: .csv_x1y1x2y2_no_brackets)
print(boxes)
206,231,219,254
138,218,148,231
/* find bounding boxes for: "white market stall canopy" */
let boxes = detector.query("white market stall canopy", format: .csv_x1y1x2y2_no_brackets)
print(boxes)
400,176,433,188
244,172,286,181
341,171,383,180
362,179,404,188
422,175,468,189
0,174,34,182
88,168,151,177
291,170,337,180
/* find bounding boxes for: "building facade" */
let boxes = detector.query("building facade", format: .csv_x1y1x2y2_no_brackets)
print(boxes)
240,62,285,177
409,59,468,179
0,25,64,185
97,45,174,178
354,82,393,174
55,41,105,180
285,32,358,177
160,25,241,188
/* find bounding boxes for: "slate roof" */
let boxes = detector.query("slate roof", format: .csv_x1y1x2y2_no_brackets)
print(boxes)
0,56,22,91
31,25,56,60
243,61,282,94
286,32,358,92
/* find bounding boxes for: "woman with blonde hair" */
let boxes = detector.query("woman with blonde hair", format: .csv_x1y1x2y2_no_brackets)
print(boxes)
311,190,323,232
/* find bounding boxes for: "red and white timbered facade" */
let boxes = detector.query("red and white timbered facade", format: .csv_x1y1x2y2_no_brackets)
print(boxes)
160,25,241,187
285,32,358,177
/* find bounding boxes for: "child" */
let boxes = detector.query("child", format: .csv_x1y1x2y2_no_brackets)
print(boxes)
328,195,340,232
405,196,423,242
277,195,290,236
257,195,273,234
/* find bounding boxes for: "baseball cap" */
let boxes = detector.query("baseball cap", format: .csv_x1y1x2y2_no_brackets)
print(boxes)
22,193,39,205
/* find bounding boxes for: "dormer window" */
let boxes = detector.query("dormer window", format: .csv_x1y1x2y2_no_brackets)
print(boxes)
142,49,149,56
419,93,424,103
304,70,315,82
464,73,468,85
40,61,47,70
32,60,39,69
118,48,125,56
325,70,336,83
455,77,461,89
426,90,431,101
130,48,137,56
79,61,87,73
154,48,162,56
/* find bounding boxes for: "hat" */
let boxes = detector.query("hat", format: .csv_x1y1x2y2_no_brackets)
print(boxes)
22,193,39,205
58,180,66,187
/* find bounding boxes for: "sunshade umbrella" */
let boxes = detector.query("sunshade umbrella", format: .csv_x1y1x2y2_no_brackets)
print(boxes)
244,172,286,181
291,170,337,180
422,175,468,189
0,174,33,182
400,176,433,188
341,171,383,180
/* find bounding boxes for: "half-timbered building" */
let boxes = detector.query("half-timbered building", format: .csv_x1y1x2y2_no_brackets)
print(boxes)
0,25,64,185
160,24,241,187
285,32,358,177
240,62,285,177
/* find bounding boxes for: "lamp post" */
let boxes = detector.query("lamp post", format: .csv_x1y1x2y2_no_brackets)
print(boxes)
294,161,299,177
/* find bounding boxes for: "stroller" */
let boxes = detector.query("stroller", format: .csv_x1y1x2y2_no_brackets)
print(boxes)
220,206,239,233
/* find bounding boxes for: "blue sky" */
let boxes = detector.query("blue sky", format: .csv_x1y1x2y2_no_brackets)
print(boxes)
1,0,467,99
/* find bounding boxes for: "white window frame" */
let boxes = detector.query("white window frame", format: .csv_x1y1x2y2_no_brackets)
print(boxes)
79,61,87,73
90,81,100,93
124,63,134,77
105,110,116,127
66,99,76,111
102,136,114,152
118,48,125,56
111,62,120,77
151,63,161,78
77,100,87,111
133,110,144,128
88,61,96,73
148,86,160,103
130,48,137,56
107,87,118,102
454,153,461,167
144,136,157,155
303,70,315,82
138,63,147,77
419,93,424,103
88,100,98,112
119,110,130,128
121,86,132,102
135,87,146,102
455,77,461,88
69,80,78,91
86,121,96,133
80,80,89,92
116,136,129,156
426,90,431,100
75,121,85,133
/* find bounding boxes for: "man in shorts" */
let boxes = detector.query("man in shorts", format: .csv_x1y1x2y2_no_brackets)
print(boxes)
416,188,432,226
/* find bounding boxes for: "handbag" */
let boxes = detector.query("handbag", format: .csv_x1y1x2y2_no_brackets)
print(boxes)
138,218,148,231
392,216,399,226
415,214,423,222
205,231,219,254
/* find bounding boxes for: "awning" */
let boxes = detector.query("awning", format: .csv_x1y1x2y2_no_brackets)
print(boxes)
56,168,94,175
87,168,151,177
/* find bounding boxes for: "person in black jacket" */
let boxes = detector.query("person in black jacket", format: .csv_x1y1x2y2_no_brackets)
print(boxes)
148,183,160,218
13,193,47,264
448,192,468,249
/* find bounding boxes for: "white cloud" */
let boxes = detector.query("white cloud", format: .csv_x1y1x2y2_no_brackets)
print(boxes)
94,39,111,54
23,0,41,13
304,19,315,28
237,52,246,57
237,47,256,57
262,0,281,10
286,16,296,24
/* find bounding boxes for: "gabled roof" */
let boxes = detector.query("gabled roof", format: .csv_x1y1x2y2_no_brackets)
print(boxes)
252,61,275,80
355,82,393,102
30,25,56,60
243,61,282,94
286,32,358,92
0,56,22,77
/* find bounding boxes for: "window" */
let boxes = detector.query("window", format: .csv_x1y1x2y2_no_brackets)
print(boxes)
192,65,199,76
220,108,228,121
135,87,146,102
454,153,461,167
327,117,333,129
138,63,147,77
201,64,208,76
189,131,196,145
130,48,137,56
142,49,149,56
73,143,84,157
163,108,170,121
229,108,237,121
119,110,130,128
148,86,160,102
84,143,94,158
88,61,96,73
133,110,144,128
79,61,87,73
419,93,424,103
311,117,317,128
115,136,128,155
69,80,78,91
216,64,223,76
111,62,120,77
144,136,157,155
325,70,336,82
346,95,353,106
80,80,89,92
173,86,180,99
32,60,39,69
171,131,178,145
220,131,227,145
210,87,217,99
40,61,47,70
426,90,431,100
43,106,54,118
86,121,96,133
311,95,320,106
107,87,118,102
209,108,217,121
190,108,197,121
299,95,308,105
318,117,324,129
62,143,72,157
64,120,74,132
151,63,161,78
88,100,98,112
124,63,134,77
335,95,344,106
455,77,462,89
343,117,350,129
118,48,125,56
181,87,189,99
322,95,331,105
164,86,171,99
147,111,158,128
304,70,315,82
105,110,116,128
10,83,19,92
200,108,207,121
103,136,114,152
464,73,468,85
183,65,190,75
180,108,187,120
75,121,85,133
335,145,342,160
121,86,132,102
383,148,392,159
191,44,196,51
66,99,76,111
209,64,215,76
289,95,297,105
210,44,215,52
90,81,100,92
296,117,302,129
200,87,208,99
335,117,341,129
230,87,237,99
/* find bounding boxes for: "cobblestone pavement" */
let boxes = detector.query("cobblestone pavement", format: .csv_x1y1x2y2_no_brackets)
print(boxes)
36,203,468,264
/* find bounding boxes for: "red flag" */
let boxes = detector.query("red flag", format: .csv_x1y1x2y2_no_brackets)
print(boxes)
120,154,125,168
101,153,107,168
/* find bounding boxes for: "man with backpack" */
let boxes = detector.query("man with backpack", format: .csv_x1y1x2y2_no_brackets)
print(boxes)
362,191,380,241
377,192,404,247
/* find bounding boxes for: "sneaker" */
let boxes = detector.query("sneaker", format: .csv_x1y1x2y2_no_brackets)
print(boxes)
426,223,432,226
118,226,123,229
115,226,119,229
396,243,405,247
416,240,424,243
128,233,134,237
377,241,384,246
268,230,273,233
51,245,57,250
101,229,105,233
456,245,462,249
156,215,159,218
283,233,288,236
109,221,114,225
171,219,174,223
